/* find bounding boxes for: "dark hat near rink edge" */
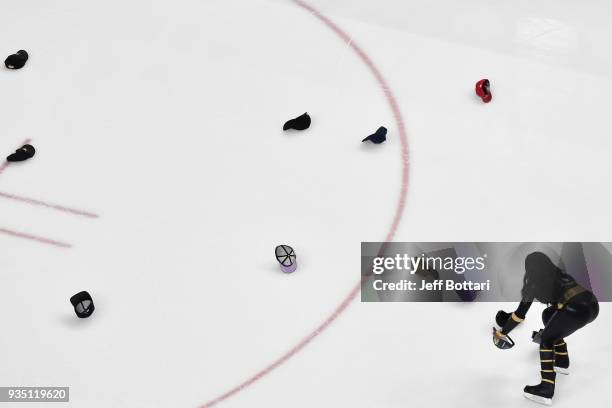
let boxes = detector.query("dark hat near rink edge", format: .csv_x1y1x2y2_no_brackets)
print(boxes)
4,50,29,69
70,291,95,318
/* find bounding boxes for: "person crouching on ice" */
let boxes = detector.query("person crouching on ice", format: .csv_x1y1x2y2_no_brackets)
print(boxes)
493,251,599,405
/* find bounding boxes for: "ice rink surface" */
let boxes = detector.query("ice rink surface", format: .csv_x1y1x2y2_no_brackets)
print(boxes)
0,0,610,407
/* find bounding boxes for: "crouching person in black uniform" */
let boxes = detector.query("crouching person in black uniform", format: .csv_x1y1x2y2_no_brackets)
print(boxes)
494,251,599,405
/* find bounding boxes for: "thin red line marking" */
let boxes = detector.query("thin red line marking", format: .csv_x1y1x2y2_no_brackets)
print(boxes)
200,1,410,407
0,191,99,218
0,227,71,248
0,138,32,175
0,138,76,247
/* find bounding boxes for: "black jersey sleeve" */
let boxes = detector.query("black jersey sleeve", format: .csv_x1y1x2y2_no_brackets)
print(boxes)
514,300,533,319
500,299,533,335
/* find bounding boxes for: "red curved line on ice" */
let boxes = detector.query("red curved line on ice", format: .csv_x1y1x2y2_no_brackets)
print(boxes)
200,2,409,406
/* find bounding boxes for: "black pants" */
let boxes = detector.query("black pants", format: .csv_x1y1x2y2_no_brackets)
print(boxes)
540,291,599,348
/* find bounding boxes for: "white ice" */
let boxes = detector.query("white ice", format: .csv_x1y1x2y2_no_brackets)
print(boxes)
0,0,610,407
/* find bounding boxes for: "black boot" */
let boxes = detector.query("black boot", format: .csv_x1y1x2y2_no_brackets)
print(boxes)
524,348,555,405
524,382,555,405
554,340,570,375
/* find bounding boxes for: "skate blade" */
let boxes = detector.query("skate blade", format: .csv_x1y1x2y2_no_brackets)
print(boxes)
554,366,569,375
523,393,552,405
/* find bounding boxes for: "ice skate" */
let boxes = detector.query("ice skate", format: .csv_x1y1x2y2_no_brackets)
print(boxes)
524,382,554,405
553,340,570,375
523,347,555,405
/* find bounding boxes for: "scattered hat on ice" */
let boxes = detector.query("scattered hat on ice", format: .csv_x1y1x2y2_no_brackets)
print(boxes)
362,126,387,144
275,245,297,273
475,78,492,103
4,50,29,69
283,112,311,131
6,144,35,162
70,291,95,318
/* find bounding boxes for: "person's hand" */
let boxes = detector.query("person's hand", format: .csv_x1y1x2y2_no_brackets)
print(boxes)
495,310,511,327
531,329,544,344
